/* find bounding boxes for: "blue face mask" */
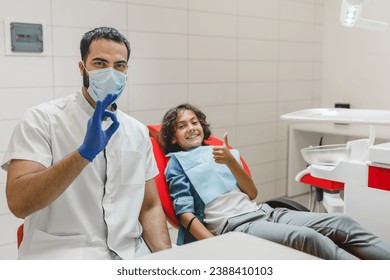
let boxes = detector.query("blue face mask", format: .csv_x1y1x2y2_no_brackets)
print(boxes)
85,67,127,103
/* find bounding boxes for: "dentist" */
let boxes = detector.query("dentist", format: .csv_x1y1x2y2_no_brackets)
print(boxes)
1,27,171,259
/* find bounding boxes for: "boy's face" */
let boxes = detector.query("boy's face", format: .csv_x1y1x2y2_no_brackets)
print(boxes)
172,110,204,151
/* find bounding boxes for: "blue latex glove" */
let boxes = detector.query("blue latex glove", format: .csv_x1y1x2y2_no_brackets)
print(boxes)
79,94,120,162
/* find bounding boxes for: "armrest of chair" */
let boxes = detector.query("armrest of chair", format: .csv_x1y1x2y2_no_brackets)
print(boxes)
265,198,310,212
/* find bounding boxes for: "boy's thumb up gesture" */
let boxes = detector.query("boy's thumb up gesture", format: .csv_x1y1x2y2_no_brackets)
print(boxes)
223,132,229,147
212,132,234,165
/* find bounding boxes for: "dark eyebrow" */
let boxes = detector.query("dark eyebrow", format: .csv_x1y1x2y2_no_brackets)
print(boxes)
189,116,199,122
176,116,197,126
114,60,128,65
91,57,108,63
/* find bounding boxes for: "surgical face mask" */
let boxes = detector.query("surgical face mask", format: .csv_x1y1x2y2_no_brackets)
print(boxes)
84,66,127,103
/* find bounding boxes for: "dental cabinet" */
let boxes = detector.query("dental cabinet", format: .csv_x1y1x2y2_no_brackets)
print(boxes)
283,108,390,242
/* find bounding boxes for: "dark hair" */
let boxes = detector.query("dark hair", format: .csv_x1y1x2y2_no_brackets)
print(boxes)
161,104,212,154
80,27,131,61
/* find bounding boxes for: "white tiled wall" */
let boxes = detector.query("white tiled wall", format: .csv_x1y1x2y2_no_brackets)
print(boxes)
0,0,324,259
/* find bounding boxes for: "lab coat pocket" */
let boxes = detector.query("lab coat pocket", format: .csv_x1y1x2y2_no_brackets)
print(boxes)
117,151,146,238
120,151,145,186
26,229,87,260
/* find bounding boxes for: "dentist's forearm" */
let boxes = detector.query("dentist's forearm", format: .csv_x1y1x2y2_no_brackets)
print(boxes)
6,150,89,218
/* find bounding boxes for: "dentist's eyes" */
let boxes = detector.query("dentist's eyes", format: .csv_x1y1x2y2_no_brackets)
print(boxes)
114,63,128,72
94,61,105,66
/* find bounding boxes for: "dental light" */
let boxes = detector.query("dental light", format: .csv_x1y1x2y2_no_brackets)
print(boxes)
340,0,388,31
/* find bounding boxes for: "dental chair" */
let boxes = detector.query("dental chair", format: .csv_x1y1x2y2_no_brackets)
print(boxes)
147,124,309,232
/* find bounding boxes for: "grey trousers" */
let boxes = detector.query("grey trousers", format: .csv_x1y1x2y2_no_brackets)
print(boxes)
232,204,390,260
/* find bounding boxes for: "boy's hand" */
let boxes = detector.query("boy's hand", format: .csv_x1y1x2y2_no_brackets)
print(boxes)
212,132,235,165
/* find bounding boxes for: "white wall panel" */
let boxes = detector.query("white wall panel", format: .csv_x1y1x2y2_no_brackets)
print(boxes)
130,109,168,126
189,36,236,60
0,88,54,120
127,5,187,33
53,57,81,86
189,0,237,14
256,181,278,203
52,27,87,57
238,40,278,61
202,105,236,129
52,0,127,29
130,32,187,59
0,120,19,152
236,123,277,147
129,59,187,84
0,57,53,88
236,82,278,103
251,162,277,185
280,21,316,42
127,0,187,9
238,17,279,40
279,42,315,61
189,60,236,83
238,0,279,19
239,143,277,166
188,84,236,106
237,103,278,125
237,61,278,82
189,11,237,37
0,22,4,55
0,0,51,23
278,81,313,101
279,62,314,81
280,0,316,22
128,84,187,110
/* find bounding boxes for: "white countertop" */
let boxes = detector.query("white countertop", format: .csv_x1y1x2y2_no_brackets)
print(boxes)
140,232,319,260
281,108,390,125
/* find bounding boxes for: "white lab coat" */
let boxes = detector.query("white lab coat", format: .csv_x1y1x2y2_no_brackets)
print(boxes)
1,92,158,259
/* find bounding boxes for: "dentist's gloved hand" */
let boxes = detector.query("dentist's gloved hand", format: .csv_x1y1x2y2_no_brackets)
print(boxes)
79,94,120,162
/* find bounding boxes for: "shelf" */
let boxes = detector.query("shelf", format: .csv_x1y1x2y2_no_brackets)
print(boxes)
281,108,390,125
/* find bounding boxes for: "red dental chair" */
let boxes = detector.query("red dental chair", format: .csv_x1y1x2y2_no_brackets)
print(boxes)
147,124,309,230
17,224,23,248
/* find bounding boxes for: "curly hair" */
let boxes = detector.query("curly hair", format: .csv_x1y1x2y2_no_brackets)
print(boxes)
160,104,212,154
